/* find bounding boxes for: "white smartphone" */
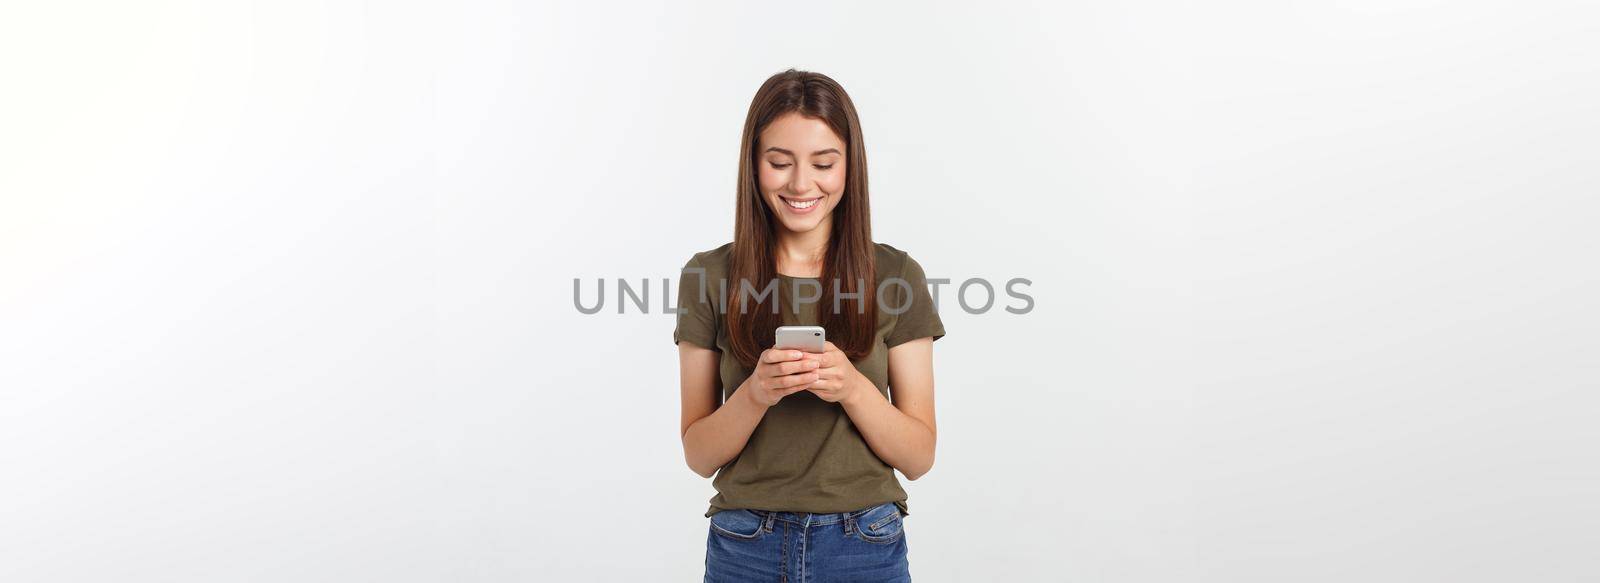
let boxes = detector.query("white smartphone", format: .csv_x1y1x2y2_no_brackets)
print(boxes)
774,325,826,353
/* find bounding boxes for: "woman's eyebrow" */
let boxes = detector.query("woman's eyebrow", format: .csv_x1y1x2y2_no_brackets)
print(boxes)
764,147,841,157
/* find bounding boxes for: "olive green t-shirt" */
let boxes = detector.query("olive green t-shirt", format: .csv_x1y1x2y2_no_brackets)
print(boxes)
673,242,946,518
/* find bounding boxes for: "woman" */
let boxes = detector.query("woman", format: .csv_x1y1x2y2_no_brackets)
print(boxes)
675,69,945,583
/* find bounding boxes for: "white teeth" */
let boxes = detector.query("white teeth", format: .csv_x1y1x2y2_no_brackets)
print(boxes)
785,197,819,209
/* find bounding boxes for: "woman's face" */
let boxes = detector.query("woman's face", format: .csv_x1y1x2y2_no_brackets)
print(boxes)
756,112,847,236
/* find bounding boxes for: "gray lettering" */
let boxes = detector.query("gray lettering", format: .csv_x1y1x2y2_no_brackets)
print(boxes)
739,278,780,314
618,278,648,314
574,278,604,315
791,279,822,314
877,277,913,315
958,278,994,314
833,278,867,314
926,278,951,312
1005,278,1034,314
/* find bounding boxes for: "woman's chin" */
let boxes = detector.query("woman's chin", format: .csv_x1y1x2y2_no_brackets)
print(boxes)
777,215,829,235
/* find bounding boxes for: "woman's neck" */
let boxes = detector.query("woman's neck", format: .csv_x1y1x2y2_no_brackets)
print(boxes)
775,221,830,277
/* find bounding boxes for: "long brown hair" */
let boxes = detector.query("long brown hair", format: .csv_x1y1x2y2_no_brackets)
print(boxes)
726,69,876,367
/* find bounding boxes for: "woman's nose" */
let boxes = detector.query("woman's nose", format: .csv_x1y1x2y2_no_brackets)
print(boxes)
788,168,812,195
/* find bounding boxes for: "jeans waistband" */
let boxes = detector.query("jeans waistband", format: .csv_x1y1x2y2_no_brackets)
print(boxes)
746,501,895,527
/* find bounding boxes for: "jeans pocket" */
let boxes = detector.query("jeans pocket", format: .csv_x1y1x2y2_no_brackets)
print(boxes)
708,509,768,541
852,503,904,544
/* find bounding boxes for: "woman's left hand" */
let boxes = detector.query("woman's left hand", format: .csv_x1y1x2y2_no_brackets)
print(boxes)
806,341,870,405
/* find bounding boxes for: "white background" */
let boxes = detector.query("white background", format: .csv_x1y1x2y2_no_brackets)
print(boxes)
3,1,1597,581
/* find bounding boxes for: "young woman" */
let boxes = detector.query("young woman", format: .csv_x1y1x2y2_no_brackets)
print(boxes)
674,69,945,582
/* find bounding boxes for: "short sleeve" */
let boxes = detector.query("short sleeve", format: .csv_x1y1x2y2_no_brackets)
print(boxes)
673,253,719,350
884,252,946,348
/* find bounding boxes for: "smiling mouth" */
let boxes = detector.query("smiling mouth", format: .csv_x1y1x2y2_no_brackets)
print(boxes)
781,196,822,210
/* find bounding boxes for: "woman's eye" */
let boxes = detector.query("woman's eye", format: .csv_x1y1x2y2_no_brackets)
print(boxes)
813,164,834,170
769,162,792,169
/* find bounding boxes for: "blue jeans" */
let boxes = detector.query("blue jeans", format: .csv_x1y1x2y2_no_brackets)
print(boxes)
704,501,911,582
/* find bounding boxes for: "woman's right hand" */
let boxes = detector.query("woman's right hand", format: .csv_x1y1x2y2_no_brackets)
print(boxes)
742,348,822,408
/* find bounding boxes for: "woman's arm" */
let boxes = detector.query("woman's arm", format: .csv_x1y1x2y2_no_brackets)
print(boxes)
679,343,761,478
837,338,939,480
679,343,818,478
